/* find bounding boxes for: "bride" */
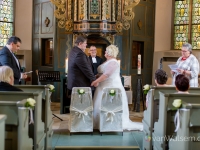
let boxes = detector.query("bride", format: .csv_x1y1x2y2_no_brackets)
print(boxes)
91,45,143,131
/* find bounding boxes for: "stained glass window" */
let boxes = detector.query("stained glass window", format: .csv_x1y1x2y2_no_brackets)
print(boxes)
174,0,190,49
174,0,200,49
191,0,200,49
0,0,14,47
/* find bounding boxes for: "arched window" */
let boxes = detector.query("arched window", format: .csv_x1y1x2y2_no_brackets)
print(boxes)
174,0,200,49
0,0,14,47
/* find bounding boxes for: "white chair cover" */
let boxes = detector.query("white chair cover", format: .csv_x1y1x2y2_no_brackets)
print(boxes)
99,88,123,132
69,87,93,132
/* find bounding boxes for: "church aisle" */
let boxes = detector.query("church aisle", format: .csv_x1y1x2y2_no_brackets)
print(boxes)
51,102,144,149
52,130,142,149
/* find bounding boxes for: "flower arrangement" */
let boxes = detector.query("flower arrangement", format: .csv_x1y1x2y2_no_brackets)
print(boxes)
24,98,36,125
78,89,85,95
109,89,115,96
143,84,150,95
172,99,182,110
25,98,36,109
49,84,55,92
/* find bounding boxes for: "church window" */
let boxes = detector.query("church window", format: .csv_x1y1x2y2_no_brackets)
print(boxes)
0,0,14,47
174,0,200,49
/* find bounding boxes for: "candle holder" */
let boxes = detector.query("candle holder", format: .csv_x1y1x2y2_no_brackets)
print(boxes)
133,74,145,112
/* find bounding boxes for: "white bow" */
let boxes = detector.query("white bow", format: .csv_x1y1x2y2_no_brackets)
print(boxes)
29,108,34,124
174,108,188,132
70,106,93,123
100,106,122,123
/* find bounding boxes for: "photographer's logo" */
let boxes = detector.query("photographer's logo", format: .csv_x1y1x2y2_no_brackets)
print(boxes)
145,136,151,142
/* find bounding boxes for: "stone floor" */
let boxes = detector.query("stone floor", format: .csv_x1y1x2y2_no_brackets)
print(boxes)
51,102,144,149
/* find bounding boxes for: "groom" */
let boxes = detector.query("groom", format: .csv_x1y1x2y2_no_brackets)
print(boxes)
66,36,97,113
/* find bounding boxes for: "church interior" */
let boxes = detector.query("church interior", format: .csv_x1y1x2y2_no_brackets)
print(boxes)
1,0,200,149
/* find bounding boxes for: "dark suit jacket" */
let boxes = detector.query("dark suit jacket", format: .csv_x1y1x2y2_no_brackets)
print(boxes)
0,82,22,91
89,56,103,75
67,46,96,90
0,46,21,84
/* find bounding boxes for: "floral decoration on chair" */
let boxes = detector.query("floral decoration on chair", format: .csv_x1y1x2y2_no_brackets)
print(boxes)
109,89,116,96
109,89,116,103
48,84,55,92
143,84,150,95
24,98,36,125
172,99,182,110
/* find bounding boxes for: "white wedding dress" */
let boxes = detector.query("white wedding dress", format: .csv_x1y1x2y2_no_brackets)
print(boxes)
93,59,143,131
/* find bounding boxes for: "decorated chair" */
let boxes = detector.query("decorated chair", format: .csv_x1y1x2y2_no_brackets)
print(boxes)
69,87,93,133
99,88,123,135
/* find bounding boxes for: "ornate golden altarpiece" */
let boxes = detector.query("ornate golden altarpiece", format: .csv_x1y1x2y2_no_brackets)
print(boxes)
50,0,140,44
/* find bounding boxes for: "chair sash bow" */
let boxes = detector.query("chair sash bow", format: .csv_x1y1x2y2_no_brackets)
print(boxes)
70,106,93,123
100,106,122,123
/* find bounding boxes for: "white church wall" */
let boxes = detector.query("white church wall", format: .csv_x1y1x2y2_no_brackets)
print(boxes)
15,0,33,83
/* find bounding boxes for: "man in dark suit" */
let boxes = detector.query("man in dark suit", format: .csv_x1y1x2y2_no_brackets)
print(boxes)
0,36,27,84
66,36,96,112
88,45,103,75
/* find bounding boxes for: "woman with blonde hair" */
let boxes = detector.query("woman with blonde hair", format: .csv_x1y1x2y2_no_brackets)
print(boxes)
91,44,143,131
0,66,22,91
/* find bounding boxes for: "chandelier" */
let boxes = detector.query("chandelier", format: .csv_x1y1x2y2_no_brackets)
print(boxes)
50,0,140,35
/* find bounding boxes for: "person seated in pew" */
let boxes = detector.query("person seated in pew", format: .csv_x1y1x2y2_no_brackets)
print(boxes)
0,66,22,91
146,69,170,107
175,74,189,94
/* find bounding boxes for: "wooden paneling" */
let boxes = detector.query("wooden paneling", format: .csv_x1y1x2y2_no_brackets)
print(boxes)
146,6,155,37
132,5,146,36
145,41,154,69
34,4,40,34
41,2,54,34
33,38,40,65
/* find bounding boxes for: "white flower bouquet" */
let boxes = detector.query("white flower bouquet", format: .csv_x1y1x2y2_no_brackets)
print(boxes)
49,84,55,92
109,89,115,96
143,84,150,95
25,98,36,109
24,98,36,125
172,99,182,110
78,89,85,95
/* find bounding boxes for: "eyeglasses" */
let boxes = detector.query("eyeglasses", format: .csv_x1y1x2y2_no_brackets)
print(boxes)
181,50,189,53
90,49,96,51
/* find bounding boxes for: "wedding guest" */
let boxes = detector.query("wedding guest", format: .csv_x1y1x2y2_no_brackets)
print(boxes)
91,44,143,131
146,69,170,107
171,43,199,87
175,74,189,94
0,36,27,84
0,66,22,91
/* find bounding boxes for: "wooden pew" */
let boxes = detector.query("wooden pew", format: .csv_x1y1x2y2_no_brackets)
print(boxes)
152,92,200,150
142,86,200,150
0,114,7,150
168,102,200,150
0,100,33,150
15,85,53,150
0,91,45,150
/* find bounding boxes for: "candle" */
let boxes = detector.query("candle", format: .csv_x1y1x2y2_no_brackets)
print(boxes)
65,58,68,73
138,54,141,74
117,59,121,67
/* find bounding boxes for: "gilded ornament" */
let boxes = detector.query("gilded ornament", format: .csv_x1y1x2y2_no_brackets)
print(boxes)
137,20,142,30
65,20,73,32
123,20,130,30
116,21,123,33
